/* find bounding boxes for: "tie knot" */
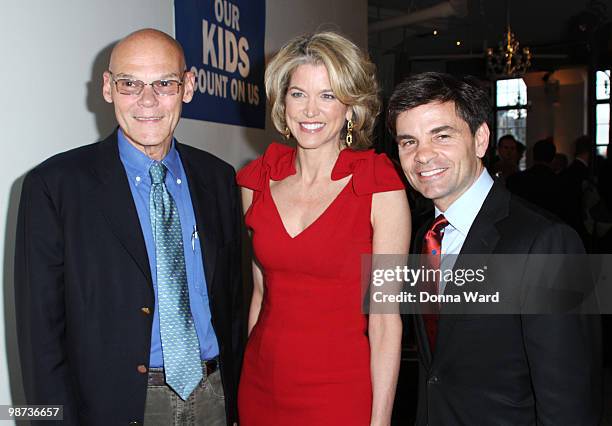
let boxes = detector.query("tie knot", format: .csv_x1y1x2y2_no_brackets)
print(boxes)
149,162,167,184
430,214,449,234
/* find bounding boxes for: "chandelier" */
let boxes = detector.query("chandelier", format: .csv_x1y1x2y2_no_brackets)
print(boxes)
486,2,531,78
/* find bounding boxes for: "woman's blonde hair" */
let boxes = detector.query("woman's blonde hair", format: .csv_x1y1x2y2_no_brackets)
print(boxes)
265,31,380,150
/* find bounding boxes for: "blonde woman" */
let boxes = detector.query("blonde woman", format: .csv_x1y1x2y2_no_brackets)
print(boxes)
237,32,410,425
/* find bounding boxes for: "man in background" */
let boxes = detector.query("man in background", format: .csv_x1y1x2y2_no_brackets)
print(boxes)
507,137,563,216
491,133,523,180
15,29,243,425
561,135,594,243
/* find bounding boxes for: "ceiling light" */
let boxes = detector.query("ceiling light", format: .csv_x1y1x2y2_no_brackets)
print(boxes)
485,1,531,77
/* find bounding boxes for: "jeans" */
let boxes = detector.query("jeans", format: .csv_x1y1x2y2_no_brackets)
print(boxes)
143,368,226,426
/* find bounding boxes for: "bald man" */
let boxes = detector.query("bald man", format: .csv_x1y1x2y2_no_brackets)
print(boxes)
15,29,244,425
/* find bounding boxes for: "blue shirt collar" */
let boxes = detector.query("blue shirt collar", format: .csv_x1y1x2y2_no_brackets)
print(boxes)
434,169,494,236
117,128,182,180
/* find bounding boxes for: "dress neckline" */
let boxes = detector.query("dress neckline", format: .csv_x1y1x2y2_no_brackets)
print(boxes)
264,143,363,239
268,178,352,240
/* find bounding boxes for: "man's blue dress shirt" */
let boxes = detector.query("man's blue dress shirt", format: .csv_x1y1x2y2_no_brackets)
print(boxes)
118,129,219,367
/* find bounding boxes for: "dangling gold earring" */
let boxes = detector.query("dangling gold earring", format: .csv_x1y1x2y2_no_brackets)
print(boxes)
345,119,354,147
282,127,291,140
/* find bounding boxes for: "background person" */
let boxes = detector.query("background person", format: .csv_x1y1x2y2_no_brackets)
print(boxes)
491,133,523,180
506,138,563,216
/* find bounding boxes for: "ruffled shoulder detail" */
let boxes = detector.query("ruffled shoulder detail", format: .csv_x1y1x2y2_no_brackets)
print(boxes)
236,142,296,190
331,149,405,195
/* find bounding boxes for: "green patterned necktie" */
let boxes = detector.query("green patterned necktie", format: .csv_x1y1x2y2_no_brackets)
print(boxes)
149,162,202,400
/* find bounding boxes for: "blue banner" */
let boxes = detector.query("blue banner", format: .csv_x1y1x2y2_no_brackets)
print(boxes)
175,0,266,128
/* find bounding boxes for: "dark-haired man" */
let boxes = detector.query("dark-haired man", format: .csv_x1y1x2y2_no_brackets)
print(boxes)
507,138,563,216
387,72,601,425
15,29,243,425
492,134,522,180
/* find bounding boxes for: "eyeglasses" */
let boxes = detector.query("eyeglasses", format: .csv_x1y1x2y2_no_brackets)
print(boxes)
108,71,185,96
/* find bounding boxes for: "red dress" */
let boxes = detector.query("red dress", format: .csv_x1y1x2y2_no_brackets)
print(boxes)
236,143,404,425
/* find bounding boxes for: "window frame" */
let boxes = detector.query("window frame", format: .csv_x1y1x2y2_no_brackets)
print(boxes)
595,69,610,158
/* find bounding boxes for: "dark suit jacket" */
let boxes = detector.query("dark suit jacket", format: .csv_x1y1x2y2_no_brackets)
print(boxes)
560,160,591,239
15,131,244,425
506,163,563,218
412,181,602,426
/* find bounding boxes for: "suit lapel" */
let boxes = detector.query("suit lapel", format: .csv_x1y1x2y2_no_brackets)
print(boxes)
93,131,152,285
434,182,509,358
452,181,508,265
177,143,218,297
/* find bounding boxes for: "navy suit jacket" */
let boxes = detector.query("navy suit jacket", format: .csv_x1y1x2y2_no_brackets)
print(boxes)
15,131,244,425
412,182,602,426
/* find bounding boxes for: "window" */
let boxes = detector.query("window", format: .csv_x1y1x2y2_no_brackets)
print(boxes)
495,78,527,145
495,78,527,169
596,70,610,158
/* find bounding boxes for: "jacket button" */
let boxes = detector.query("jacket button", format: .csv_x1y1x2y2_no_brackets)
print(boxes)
141,307,151,315
137,365,148,374
428,375,440,384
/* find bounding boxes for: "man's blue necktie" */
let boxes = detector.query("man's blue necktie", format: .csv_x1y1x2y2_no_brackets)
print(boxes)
149,162,202,400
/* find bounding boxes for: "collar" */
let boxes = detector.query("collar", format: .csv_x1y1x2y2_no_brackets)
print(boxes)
434,169,494,236
117,128,181,180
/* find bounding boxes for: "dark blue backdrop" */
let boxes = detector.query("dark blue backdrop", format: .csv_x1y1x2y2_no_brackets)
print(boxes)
175,0,266,128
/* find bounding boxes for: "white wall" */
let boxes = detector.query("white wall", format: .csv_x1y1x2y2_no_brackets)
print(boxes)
179,0,367,168
0,0,367,419
524,68,588,163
